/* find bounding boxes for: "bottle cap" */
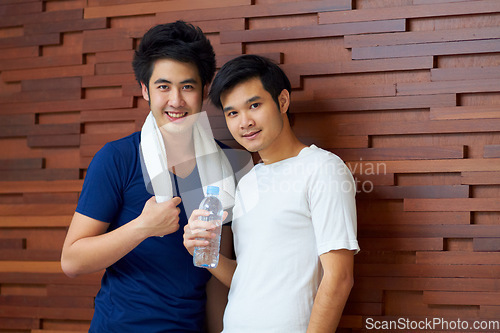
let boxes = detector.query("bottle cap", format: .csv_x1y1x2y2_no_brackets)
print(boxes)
207,186,219,195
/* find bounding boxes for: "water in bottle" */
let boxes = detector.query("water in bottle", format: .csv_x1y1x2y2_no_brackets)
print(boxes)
193,186,223,268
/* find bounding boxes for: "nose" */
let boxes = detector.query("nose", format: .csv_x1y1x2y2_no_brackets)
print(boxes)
168,88,185,108
239,112,255,129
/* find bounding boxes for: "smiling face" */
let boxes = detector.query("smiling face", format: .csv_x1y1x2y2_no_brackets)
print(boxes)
142,58,204,135
221,77,289,155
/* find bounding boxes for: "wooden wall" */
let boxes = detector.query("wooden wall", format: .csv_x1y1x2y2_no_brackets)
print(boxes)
0,0,499,331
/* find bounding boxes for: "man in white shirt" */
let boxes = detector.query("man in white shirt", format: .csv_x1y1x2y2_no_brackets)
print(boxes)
184,54,359,333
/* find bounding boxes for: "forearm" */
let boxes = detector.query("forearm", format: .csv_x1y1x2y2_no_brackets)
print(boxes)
208,254,236,288
61,215,148,277
307,274,353,333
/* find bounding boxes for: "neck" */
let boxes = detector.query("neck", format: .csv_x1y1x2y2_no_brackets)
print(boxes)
160,128,196,169
259,119,307,165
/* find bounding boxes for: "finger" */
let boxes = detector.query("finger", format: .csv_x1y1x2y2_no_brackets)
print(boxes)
222,211,229,222
171,196,182,206
189,220,216,231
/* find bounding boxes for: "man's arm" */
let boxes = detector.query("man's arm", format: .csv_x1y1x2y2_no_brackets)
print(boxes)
307,249,354,333
61,196,182,278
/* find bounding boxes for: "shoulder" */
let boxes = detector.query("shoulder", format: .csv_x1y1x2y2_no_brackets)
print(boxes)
96,132,140,161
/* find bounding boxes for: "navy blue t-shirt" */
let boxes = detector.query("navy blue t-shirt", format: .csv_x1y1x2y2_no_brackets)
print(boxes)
77,132,222,332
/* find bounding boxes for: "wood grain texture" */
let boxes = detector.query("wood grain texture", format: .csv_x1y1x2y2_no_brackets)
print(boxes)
0,0,499,331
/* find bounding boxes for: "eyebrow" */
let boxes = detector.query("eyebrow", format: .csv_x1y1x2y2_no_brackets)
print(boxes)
223,95,261,113
153,78,199,85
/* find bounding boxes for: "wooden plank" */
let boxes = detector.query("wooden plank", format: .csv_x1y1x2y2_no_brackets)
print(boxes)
27,134,80,148
332,146,465,161
0,295,93,308
431,66,500,81
430,105,500,120
346,159,500,174
424,291,500,306
357,185,469,199
0,169,80,181
484,145,500,158
0,96,133,115
0,249,61,261
357,211,470,225
0,272,102,285
313,83,396,99
95,62,133,75
352,39,500,60
291,94,455,113
358,238,443,251
0,1,42,15
283,56,433,89
354,276,498,292
0,54,82,71
357,264,500,278
82,32,133,54
319,0,500,24
397,79,500,96
338,119,500,136
21,77,81,91
220,19,406,43
354,173,395,186
0,305,94,320
0,317,35,330
0,123,80,138
0,180,83,194
359,224,500,238
0,216,71,228
84,0,252,19
0,204,76,216
1,64,94,83
156,0,351,22
0,158,43,170
0,33,60,49
461,171,500,185
474,238,500,252
0,46,39,60
0,88,82,103
0,261,61,274
47,284,100,297
404,198,500,212
416,251,500,265
0,239,25,250
94,50,134,64
24,17,107,35
0,9,83,29
344,26,500,48
191,18,245,33
298,135,369,149
81,73,135,88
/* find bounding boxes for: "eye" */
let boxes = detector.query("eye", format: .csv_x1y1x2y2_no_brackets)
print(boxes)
250,103,260,109
158,85,169,90
225,110,237,118
183,84,194,91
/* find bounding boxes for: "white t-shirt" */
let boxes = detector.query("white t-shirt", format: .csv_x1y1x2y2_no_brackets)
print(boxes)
222,145,359,333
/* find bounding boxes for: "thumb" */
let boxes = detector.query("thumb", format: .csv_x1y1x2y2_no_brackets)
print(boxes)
171,196,182,206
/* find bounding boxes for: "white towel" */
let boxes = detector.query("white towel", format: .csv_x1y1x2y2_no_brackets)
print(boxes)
140,111,235,211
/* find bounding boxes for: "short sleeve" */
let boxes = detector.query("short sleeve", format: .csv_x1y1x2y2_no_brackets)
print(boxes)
76,143,125,223
308,154,360,255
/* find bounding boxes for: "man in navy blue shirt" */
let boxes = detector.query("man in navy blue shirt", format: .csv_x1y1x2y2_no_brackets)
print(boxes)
61,21,241,332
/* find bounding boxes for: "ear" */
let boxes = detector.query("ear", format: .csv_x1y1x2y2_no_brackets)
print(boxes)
203,84,210,100
141,82,150,102
278,89,290,114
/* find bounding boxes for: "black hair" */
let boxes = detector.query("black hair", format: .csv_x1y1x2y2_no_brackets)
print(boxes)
132,21,216,92
209,55,292,113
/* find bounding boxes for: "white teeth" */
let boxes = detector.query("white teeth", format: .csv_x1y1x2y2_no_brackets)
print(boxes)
167,112,186,118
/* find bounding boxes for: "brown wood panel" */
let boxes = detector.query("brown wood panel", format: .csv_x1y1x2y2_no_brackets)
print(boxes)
156,0,351,22
0,33,60,49
352,39,500,60
27,134,80,148
461,171,500,185
344,26,500,48
220,19,406,44
404,198,500,212
397,79,500,96
24,17,107,35
358,238,444,251
416,251,500,265
0,123,80,138
84,0,252,19
0,180,83,194
319,0,500,24
431,66,500,81
473,238,500,252
0,239,25,250
1,64,94,83
0,1,42,15
430,105,500,120
332,146,465,161
292,94,455,113
0,54,82,71
0,158,43,170
356,264,500,278
359,224,500,238
338,119,500,136
424,291,500,306
484,145,500,158
0,9,83,29
0,169,80,181
358,185,469,199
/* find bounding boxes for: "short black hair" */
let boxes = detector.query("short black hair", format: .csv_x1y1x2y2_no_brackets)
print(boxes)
132,21,216,91
209,55,292,112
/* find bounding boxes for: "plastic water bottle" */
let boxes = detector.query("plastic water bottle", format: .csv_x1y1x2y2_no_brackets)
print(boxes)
193,186,223,268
